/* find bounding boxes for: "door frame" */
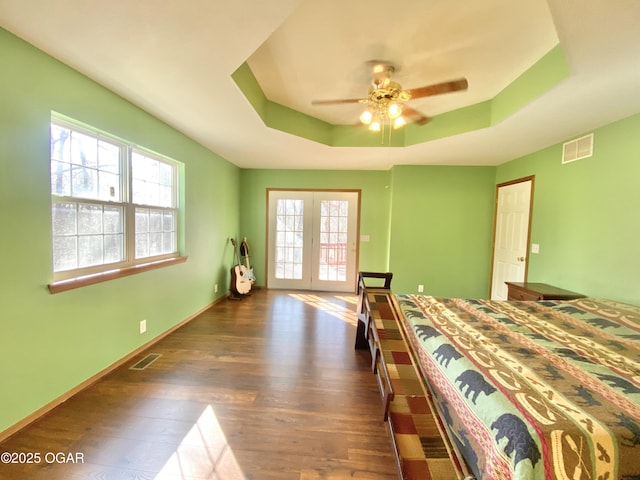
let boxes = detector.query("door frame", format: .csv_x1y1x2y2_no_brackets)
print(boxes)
488,176,535,299
265,188,361,292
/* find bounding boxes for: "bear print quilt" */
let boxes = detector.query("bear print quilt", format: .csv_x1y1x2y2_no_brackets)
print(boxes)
395,295,640,480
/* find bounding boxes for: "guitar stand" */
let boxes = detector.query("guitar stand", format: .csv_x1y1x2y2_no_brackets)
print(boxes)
228,290,251,301
229,237,254,300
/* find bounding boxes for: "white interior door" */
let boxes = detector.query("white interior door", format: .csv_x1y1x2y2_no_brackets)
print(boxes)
490,179,533,300
267,190,359,292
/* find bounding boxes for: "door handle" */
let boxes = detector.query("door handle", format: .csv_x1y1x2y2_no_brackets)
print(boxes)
517,256,526,262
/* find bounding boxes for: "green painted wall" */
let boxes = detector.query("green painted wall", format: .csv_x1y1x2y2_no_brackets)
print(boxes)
2,24,638,439
238,169,392,284
388,166,496,297
490,45,569,124
0,28,239,433
496,114,640,305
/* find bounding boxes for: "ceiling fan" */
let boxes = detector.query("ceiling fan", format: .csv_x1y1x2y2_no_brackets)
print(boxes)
311,62,468,131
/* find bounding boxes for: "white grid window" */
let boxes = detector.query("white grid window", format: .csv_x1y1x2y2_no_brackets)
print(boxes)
50,115,180,280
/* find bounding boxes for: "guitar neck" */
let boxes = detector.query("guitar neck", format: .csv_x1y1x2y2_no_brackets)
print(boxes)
231,238,242,266
241,238,251,268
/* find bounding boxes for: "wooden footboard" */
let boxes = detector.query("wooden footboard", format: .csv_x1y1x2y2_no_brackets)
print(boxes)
355,274,468,480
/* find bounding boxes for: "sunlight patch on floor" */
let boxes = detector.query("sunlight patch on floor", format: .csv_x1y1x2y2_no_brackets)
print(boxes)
154,405,245,480
289,293,358,325
334,295,358,305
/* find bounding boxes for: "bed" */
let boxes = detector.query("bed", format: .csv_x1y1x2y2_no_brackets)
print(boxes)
394,295,640,480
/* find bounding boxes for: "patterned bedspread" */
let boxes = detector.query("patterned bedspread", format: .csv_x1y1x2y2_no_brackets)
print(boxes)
395,295,640,480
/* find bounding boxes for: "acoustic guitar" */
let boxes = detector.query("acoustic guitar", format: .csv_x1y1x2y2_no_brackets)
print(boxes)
230,238,251,296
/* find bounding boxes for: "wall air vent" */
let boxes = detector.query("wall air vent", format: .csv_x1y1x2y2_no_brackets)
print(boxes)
562,133,594,164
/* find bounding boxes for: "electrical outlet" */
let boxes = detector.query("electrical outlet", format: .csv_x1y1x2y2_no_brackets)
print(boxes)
139,319,147,334
214,284,219,293
418,284,424,293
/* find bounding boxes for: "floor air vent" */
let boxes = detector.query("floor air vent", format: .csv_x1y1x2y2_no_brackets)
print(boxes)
129,353,161,370
562,133,594,164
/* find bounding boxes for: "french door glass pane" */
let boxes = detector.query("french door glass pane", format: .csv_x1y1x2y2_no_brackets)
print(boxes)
318,200,348,281
275,199,303,279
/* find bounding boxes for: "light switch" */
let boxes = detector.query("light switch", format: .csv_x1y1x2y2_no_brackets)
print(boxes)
531,243,540,254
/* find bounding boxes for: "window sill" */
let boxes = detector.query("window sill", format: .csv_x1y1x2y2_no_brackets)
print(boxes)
48,256,188,294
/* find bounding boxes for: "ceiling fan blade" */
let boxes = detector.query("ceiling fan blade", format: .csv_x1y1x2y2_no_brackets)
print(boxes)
311,98,366,105
402,105,431,125
405,78,468,100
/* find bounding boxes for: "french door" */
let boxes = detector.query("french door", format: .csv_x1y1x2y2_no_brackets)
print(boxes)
267,190,359,292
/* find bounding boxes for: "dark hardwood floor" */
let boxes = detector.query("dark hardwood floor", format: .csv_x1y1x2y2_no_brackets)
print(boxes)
0,290,398,480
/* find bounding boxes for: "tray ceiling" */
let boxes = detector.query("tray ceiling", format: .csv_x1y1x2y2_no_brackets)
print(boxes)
1,0,640,169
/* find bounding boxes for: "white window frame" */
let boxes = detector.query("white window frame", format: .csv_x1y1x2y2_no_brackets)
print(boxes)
50,114,181,285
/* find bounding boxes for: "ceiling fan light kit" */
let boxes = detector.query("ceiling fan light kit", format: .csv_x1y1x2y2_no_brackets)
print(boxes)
359,98,405,132
360,73,408,133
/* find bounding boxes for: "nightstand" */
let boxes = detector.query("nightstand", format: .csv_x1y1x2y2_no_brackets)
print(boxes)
505,282,586,301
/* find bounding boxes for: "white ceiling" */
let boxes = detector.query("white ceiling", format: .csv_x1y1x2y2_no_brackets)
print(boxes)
249,0,558,124
1,0,640,170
